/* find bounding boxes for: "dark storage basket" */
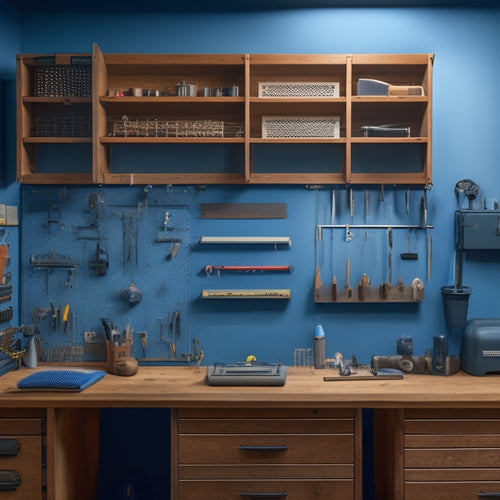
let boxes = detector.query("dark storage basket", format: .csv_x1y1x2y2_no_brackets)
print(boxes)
34,57,92,97
36,104,92,138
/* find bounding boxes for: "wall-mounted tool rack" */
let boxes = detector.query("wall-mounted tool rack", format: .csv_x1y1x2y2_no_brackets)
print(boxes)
17,46,433,186
315,223,431,303
316,223,434,242
314,267,424,303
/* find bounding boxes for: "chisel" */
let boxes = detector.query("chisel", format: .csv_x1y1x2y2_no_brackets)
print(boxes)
388,227,393,284
422,189,431,281
345,257,352,298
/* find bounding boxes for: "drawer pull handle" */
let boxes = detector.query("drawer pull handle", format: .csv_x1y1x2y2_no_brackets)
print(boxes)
478,495,500,498
238,445,288,451
239,493,288,498
0,470,21,491
0,439,20,456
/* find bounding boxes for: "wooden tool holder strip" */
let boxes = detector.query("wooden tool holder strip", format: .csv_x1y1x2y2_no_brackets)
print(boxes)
314,267,424,303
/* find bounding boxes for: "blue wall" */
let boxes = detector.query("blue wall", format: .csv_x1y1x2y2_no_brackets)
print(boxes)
0,0,20,329
9,6,500,365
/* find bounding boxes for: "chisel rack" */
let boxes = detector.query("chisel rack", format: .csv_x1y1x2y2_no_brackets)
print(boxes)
314,267,425,303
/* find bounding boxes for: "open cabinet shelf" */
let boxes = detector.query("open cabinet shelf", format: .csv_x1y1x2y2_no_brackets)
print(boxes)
17,45,433,185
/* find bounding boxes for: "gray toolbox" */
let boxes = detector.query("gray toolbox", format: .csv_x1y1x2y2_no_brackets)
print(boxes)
455,209,500,250
461,318,500,375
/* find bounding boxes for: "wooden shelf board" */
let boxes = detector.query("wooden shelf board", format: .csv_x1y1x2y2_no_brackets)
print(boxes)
23,97,92,103
100,137,245,144
100,96,245,104
250,138,347,144
350,137,428,144
250,97,347,103
23,137,92,143
17,172,93,184
351,96,429,103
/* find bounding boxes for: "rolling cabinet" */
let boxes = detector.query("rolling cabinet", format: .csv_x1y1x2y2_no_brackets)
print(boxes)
171,408,362,500
16,53,93,184
0,409,45,499
375,409,500,500
92,43,247,185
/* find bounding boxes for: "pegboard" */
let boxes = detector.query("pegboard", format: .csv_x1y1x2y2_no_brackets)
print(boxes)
21,185,196,365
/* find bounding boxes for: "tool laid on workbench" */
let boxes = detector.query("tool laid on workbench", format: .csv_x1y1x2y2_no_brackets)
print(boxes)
322,352,404,381
371,334,460,376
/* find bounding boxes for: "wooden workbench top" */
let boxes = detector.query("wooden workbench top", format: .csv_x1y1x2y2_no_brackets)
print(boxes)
1,366,500,409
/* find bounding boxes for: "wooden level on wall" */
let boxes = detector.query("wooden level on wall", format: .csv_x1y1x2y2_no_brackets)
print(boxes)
201,289,291,299
201,203,287,219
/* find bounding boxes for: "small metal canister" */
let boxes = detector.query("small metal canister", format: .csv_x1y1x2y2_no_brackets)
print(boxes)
432,335,449,375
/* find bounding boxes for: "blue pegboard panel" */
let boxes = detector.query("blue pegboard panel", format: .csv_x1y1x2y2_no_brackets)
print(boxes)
21,185,193,365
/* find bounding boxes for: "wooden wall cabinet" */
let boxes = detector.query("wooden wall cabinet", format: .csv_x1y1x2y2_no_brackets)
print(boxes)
172,408,363,500
17,46,433,186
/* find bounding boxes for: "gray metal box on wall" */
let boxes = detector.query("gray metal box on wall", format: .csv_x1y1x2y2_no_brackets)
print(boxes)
455,210,500,250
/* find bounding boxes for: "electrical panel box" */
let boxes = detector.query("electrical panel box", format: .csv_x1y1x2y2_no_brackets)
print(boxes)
455,210,500,250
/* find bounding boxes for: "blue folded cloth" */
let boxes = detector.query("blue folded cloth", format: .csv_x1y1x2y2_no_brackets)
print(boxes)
17,368,106,392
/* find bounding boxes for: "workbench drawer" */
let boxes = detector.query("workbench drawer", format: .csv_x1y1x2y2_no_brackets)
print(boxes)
179,463,353,480
0,436,43,499
173,408,361,499
179,433,353,465
403,409,500,498
405,481,500,500
0,410,45,500
179,479,354,499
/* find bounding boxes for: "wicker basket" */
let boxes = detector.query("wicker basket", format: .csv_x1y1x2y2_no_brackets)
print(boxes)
36,105,92,137
34,57,92,97
258,82,339,98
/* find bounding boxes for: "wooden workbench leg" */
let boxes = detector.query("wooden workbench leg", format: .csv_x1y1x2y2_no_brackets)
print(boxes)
355,408,363,500
46,408,100,500
171,408,179,500
373,409,404,500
